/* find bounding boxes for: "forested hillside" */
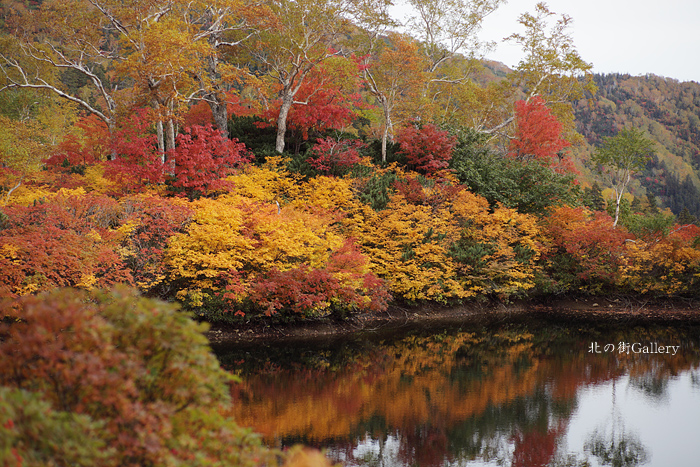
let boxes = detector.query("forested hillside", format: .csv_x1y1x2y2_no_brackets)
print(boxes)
1,0,700,319
3,2,700,464
2,1,700,460
573,73,700,219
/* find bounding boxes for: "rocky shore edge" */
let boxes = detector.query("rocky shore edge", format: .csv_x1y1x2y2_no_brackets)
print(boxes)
205,295,700,345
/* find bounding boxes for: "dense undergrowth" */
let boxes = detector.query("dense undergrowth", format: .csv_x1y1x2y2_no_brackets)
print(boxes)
2,119,700,327
0,287,283,466
1,103,699,467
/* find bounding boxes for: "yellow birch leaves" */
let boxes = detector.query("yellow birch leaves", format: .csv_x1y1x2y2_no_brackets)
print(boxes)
351,175,543,302
165,160,546,308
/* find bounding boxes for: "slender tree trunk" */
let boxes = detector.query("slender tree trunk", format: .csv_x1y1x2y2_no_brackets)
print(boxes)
613,172,631,228
209,98,229,138
107,119,117,161
276,92,294,153
613,192,621,227
151,97,166,162
156,119,165,162
381,126,388,163
3,174,24,206
165,118,176,175
166,119,175,153
381,99,392,163
204,53,229,137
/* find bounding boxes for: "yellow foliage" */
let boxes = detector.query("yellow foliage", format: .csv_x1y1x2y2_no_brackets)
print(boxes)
356,193,467,302
167,193,344,304
168,197,255,284
85,229,103,242
17,277,42,296
54,187,87,198
227,159,364,223
451,191,542,296
479,206,541,294
83,164,117,193
226,156,301,203
113,220,139,243
0,243,20,263
2,185,54,206
283,446,334,467
0,116,46,180
621,231,700,294
451,189,490,220
158,158,541,304
352,186,543,301
35,99,80,146
8,185,90,207
293,176,357,214
75,273,98,290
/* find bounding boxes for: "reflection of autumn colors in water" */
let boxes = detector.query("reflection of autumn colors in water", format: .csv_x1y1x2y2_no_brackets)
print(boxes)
217,323,700,466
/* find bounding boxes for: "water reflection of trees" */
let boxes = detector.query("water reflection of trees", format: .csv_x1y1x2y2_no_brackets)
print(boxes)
692,370,700,389
584,377,649,467
629,360,671,402
220,324,700,466
586,429,649,467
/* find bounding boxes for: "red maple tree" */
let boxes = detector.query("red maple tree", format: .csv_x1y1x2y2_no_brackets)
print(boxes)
169,124,251,198
396,124,456,175
509,96,571,172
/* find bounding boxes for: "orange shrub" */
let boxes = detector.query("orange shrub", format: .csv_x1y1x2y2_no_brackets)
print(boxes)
541,206,630,292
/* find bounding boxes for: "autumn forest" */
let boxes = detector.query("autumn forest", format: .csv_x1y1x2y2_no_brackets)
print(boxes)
2,0,699,316
1,0,700,463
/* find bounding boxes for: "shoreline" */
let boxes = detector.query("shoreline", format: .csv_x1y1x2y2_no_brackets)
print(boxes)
205,295,700,346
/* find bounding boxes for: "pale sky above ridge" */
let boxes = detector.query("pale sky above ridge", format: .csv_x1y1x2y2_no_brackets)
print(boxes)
392,0,700,83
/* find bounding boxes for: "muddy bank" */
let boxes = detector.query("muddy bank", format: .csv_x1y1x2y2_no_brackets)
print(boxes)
205,296,700,345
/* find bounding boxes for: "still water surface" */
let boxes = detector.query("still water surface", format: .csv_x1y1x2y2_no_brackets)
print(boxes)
214,320,700,467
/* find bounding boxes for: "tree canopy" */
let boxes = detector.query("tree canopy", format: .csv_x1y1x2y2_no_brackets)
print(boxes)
592,127,656,226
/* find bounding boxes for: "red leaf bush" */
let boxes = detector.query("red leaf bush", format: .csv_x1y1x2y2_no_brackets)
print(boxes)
307,137,364,175
396,124,456,175
168,124,252,199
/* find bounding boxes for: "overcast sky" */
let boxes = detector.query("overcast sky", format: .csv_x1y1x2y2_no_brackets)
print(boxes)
393,0,700,83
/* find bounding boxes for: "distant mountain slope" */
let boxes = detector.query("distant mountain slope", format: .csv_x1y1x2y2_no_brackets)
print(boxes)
478,64,700,218
573,73,700,218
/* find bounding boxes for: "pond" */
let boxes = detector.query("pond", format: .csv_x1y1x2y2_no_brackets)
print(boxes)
213,319,700,467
